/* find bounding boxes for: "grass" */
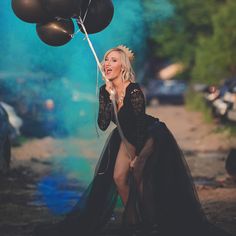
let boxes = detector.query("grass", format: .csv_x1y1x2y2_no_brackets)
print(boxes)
185,89,213,123
12,135,29,147
213,123,236,136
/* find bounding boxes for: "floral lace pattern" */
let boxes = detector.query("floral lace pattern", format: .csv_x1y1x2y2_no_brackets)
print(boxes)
97,86,113,131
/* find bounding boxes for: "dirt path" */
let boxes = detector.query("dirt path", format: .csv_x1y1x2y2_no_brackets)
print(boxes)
147,105,236,234
147,105,235,178
0,105,236,235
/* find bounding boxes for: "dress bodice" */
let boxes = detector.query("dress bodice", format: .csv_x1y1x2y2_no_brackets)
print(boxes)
97,82,156,155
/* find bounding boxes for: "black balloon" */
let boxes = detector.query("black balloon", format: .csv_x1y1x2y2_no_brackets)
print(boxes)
77,0,114,34
42,0,82,19
11,0,49,23
36,18,75,46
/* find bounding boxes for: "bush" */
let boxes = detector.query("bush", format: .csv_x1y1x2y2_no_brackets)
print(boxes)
185,89,213,123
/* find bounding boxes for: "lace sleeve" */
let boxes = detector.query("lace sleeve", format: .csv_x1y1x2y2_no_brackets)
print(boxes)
97,86,113,131
130,88,146,156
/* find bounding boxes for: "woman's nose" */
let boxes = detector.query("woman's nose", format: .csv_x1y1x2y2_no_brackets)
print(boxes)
105,61,111,67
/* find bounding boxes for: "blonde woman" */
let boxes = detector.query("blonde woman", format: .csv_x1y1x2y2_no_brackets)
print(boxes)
34,46,232,236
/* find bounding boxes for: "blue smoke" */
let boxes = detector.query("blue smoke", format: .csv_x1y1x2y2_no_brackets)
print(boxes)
33,156,92,214
35,174,82,214
1,0,174,214
143,0,174,24
0,0,174,137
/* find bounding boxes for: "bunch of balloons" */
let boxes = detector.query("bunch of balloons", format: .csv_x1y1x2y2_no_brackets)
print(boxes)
12,0,114,46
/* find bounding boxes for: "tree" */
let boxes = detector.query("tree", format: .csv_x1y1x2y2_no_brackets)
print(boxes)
192,0,236,84
148,0,226,79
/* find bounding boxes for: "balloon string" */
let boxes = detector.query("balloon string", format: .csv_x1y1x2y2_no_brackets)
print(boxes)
72,28,82,38
70,0,92,38
78,18,133,160
111,98,133,160
95,65,100,138
82,0,93,23
77,17,105,77
55,0,92,39
96,64,99,96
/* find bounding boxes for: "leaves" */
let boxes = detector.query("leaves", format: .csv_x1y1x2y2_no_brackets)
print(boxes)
146,0,235,84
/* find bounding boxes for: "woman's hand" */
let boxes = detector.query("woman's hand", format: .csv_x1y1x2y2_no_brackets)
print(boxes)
105,80,115,100
130,156,143,186
130,156,138,169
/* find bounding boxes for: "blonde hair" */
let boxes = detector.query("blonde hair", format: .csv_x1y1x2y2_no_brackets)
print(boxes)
101,47,135,82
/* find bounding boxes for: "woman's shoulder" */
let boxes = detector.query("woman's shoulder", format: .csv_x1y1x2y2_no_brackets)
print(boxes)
99,84,106,90
99,84,108,94
127,82,142,95
99,84,110,97
127,82,141,91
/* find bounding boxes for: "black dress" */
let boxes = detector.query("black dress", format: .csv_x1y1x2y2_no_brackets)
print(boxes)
34,82,232,236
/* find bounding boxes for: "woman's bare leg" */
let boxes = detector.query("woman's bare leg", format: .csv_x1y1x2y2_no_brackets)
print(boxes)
113,141,135,205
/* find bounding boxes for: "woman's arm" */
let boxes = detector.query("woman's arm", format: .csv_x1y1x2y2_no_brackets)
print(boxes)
97,85,113,131
130,86,146,156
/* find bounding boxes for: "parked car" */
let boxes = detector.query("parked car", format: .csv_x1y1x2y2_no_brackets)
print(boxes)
204,78,236,122
225,83,236,122
227,103,236,122
212,79,236,120
145,79,187,105
204,78,235,101
18,97,61,137
0,103,11,174
0,101,23,139
0,75,66,137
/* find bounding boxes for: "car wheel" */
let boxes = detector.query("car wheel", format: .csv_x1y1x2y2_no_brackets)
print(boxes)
0,136,11,174
4,136,11,169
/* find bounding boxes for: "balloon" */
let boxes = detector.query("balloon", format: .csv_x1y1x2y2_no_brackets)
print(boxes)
77,0,114,34
42,0,82,19
11,0,49,23
36,18,75,46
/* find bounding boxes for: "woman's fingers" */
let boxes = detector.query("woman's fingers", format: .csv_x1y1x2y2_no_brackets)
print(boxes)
129,156,138,168
105,80,114,95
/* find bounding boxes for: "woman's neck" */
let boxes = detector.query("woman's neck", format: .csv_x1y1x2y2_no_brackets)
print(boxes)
112,77,123,90
113,79,130,92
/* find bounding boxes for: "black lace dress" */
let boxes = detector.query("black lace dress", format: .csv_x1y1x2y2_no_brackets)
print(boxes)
34,83,232,236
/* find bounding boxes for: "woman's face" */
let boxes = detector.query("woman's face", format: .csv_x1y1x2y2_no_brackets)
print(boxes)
104,51,122,81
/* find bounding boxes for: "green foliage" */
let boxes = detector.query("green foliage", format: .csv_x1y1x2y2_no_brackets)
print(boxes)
148,0,236,84
185,89,213,123
150,0,219,66
213,124,236,136
192,36,227,85
148,0,236,135
13,135,29,147
192,0,236,84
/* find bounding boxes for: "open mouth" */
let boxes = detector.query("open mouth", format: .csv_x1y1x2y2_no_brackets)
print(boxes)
106,68,112,75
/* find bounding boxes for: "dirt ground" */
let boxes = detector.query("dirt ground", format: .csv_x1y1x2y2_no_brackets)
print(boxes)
0,105,236,236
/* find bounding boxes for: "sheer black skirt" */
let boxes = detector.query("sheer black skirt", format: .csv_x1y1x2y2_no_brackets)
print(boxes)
34,119,231,236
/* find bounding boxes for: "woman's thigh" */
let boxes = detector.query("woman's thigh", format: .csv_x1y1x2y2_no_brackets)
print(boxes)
113,141,135,183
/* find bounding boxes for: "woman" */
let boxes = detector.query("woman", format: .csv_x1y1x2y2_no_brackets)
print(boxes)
34,46,231,236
